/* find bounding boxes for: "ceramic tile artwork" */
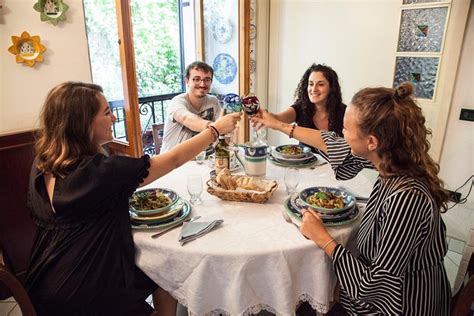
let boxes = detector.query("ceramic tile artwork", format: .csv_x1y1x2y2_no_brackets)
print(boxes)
393,56,439,99
398,7,448,52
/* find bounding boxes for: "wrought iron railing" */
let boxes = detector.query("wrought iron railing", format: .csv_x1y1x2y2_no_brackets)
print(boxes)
108,93,180,154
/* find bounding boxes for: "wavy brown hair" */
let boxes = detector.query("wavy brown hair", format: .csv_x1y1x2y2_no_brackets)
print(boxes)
35,82,104,176
293,64,346,136
351,82,448,212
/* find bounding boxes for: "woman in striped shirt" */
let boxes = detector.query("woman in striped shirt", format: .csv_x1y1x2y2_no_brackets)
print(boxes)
252,82,451,315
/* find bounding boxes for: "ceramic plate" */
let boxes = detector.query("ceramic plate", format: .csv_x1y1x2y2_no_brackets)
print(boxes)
212,18,233,44
274,145,310,159
129,188,179,215
271,151,315,164
284,197,360,227
213,53,237,85
129,199,184,222
268,154,317,169
299,187,355,214
131,199,192,230
289,193,355,221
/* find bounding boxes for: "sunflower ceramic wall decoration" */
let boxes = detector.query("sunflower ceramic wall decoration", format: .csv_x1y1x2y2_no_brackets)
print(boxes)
33,0,69,25
8,31,47,67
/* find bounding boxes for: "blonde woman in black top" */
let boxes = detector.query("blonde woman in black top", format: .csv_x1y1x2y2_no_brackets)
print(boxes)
252,82,451,315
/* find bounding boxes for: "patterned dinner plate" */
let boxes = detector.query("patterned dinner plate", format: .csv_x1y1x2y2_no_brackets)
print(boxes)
284,196,360,227
131,199,192,230
268,154,317,168
270,151,315,164
289,193,355,221
129,199,184,222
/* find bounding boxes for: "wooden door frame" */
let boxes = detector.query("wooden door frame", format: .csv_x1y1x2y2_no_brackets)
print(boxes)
195,0,251,144
106,0,143,158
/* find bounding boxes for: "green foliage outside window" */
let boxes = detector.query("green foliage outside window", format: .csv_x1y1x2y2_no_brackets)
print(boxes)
83,0,183,102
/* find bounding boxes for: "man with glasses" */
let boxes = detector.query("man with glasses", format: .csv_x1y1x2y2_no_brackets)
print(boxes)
161,61,221,153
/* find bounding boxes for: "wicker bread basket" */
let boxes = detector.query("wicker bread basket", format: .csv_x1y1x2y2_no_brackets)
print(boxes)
207,176,278,203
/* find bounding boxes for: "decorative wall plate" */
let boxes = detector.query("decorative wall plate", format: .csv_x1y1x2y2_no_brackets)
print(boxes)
212,18,233,44
33,0,69,26
8,31,47,67
213,53,237,85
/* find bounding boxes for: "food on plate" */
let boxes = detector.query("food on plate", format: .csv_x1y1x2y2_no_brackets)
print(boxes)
279,145,303,156
307,191,345,209
130,190,171,210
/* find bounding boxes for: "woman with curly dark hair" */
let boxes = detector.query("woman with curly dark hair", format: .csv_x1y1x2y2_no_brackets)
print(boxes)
271,64,346,150
253,82,451,315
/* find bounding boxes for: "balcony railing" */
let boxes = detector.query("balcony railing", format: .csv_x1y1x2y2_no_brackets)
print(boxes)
108,93,180,155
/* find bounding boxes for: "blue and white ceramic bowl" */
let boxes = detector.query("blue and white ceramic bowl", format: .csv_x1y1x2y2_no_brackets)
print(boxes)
298,186,355,214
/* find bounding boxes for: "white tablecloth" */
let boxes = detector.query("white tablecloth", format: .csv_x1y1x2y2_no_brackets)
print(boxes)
133,157,374,316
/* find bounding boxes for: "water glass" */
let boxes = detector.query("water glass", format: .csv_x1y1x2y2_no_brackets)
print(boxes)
187,174,203,205
195,151,206,165
284,168,300,195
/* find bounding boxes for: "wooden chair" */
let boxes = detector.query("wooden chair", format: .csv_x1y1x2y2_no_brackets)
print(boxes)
152,123,164,154
0,253,36,316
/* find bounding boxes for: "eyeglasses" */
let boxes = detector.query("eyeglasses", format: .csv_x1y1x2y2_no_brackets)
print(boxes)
191,77,212,85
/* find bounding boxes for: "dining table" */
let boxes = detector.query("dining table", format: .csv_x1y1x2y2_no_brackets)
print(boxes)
133,153,375,316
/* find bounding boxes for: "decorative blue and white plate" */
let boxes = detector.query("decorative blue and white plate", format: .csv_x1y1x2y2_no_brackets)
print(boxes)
212,18,233,44
213,53,237,85
129,188,179,215
284,197,360,227
131,199,192,229
268,154,317,169
299,187,355,214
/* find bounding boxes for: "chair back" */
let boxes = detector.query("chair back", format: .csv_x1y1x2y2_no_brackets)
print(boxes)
0,131,37,298
152,123,164,154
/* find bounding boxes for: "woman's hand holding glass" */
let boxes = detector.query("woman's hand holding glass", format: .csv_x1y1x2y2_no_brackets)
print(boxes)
250,109,281,131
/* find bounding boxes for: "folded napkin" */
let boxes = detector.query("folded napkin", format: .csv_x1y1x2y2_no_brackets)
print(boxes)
178,220,224,245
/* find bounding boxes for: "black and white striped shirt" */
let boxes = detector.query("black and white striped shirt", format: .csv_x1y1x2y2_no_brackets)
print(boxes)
320,132,451,315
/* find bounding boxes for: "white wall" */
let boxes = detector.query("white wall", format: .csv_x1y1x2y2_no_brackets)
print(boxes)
439,4,474,243
267,0,400,146
0,0,92,134
266,0,473,253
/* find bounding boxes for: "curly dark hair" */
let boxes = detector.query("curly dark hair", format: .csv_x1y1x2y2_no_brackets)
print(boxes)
293,64,346,136
351,82,449,212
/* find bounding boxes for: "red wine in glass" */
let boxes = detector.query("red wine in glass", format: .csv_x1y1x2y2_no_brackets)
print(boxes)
241,94,263,144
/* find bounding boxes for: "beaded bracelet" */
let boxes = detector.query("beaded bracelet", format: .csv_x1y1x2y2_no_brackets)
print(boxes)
321,239,336,250
289,124,296,138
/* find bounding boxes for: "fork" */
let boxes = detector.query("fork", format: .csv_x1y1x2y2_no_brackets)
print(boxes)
281,210,300,230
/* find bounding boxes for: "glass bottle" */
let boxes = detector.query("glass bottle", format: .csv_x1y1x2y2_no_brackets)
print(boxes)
215,135,230,174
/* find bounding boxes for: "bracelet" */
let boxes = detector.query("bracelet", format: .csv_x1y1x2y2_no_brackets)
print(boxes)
209,124,220,137
207,125,218,142
321,239,336,250
289,124,296,138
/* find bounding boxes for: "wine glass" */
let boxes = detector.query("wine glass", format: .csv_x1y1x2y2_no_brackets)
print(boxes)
284,167,300,195
241,93,263,145
187,174,203,205
221,93,242,155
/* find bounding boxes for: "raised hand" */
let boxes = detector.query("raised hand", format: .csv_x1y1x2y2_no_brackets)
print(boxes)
212,112,241,135
250,109,281,130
